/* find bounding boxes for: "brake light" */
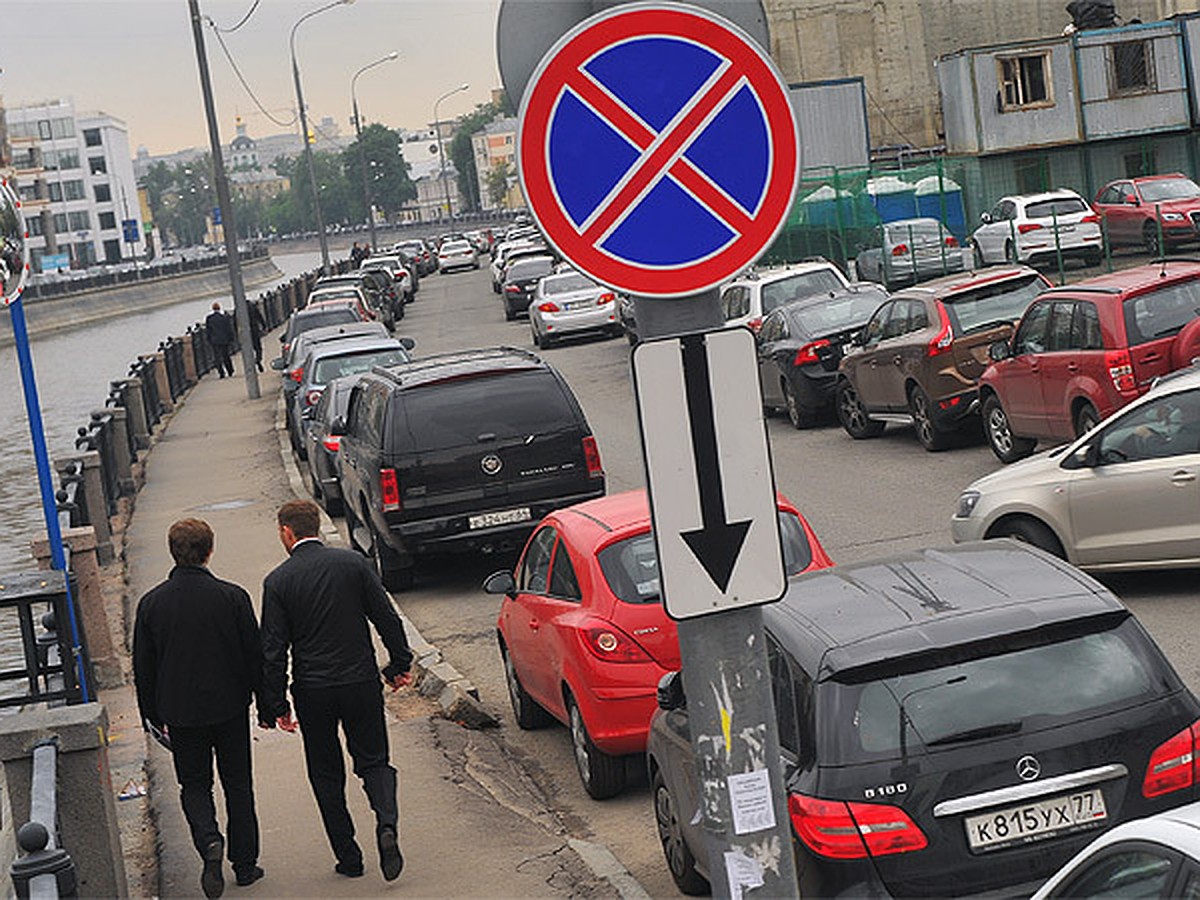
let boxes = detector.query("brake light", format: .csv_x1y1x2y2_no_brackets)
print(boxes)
945,235,959,248
581,622,652,663
1106,349,1136,392
582,436,604,479
379,467,401,512
1080,214,1101,225
322,435,341,453
505,284,521,293
891,243,910,257
304,388,324,407
597,292,615,306
747,317,763,332
291,367,304,383
793,339,831,366
538,301,560,313
1018,222,1044,234
1143,720,1200,798
789,794,928,860
927,302,953,357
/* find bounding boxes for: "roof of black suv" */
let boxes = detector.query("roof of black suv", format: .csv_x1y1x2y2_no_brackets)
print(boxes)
368,346,545,390
768,541,1125,680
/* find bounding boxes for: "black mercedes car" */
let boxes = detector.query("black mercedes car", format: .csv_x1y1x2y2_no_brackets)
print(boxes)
501,255,555,321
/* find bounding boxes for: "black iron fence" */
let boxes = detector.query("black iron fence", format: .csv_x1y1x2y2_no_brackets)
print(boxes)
9,739,78,899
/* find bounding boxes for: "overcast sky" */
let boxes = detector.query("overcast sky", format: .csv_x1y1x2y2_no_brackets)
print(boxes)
3,0,502,156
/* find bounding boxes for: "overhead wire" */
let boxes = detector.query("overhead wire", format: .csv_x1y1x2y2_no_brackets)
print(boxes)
211,0,260,33
204,17,297,129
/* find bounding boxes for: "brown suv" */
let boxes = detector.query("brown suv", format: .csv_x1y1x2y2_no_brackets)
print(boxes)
836,266,1051,450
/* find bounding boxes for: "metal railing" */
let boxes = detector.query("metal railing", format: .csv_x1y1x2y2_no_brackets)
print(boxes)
9,739,78,899
0,572,84,709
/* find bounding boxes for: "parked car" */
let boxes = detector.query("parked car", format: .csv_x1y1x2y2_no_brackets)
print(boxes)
528,270,621,348
953,364,1200,569
757,283,889,428
301,374,360,516
617,294,639,345
359,255,413,304
978,260,1200,462
971,190,1103,268
720,261,850,332
647,541,1200,898
278,304,365,359
485,489,832,799
835,266,1051,451
502,255,556,321
491,240,549,292
1093,173,1200,255
855,217,964,289
314,271,398,328
437,239,479,274
393,239,435,276
304,285,375,323
334,347,606,591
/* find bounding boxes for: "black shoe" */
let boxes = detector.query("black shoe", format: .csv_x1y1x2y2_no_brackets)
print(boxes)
334,860,364,878
377,825,403,882
201,838,225,898
233,865,263,887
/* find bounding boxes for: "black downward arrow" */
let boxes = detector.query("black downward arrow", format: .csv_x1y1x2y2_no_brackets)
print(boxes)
678,334,750,592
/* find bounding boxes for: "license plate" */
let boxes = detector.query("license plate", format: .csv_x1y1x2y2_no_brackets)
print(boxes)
468,507,532,529
563,300,585,310
964,789,1107,852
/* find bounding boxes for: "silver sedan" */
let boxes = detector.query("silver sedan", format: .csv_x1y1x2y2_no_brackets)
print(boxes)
529,271,622,349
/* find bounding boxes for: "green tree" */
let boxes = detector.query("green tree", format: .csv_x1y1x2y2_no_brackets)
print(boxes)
449,99,505,213
486,160,514,207
342,123,415,223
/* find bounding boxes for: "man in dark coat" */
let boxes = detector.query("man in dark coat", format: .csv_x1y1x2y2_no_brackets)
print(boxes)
133,518,264,899
205,301,235,378
259,499,412,883
247,303,266,373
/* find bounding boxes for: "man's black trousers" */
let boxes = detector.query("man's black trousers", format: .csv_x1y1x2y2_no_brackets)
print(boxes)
212,343,233,377
170,712,259,867
293,680,397,866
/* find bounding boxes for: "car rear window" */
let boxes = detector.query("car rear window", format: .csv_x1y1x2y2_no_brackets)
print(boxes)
1025,197,1087,218
313,348,409,384
442,241,472,253
543,273,596,294
885,220,944,240
1123,279,1200,345
819,617,1169,764
290,308,359,339
598,512,815,604
942,274,1046,334
394,370,579,452
509,258,554,281
791,292,884,335
761,270,846,315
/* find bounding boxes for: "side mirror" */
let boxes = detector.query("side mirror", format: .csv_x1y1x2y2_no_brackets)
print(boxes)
988,340,1011,362
1127,197,1140,206
980,212,993,225
270,357,286,371
0,178,30,306
329,415,347,437
482,570,516,597
398,336,416,351
1061,442,1095,470
656,671,686,711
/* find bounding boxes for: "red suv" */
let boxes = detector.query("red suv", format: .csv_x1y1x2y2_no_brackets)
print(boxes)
979,261,1200,462
1093,174,1200,255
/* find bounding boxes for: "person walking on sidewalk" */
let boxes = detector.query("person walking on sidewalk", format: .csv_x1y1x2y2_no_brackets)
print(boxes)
133,518,265,899
259,499,413,883
247,302,266,373
206,301,235,378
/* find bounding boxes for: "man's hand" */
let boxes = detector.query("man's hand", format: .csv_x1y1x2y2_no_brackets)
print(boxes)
385,671,412,692
276,712,298,732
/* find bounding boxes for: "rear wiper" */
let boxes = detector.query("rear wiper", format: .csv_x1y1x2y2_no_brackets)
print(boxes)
926,720,1022,747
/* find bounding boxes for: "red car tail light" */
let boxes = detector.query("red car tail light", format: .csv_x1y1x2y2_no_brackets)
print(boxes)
747,317,763,332
927,302,954,357
1106,349,1136,392
290,367,304,383
304,388,324,407
581,622,652,663
597,292,615,306
1018,222,1044,234
322,435,341,453
1143,720,1200,798
504,284,521,293
538,301,560,313
945,235,959,247
793,339,831,366
891,243,910,257
1080,214,1101,225
582,436,604,479
379,467,401,512
789,794,928,860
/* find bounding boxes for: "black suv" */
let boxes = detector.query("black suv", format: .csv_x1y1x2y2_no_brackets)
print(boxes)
647,541,1200,898
334,347,606,590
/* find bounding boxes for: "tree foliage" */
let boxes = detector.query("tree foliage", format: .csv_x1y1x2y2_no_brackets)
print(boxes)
450,100,505,214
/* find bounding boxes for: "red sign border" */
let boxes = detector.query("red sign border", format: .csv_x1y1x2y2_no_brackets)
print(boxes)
518,3,799,299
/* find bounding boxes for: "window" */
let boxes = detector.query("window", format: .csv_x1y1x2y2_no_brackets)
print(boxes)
1013,301,1052,355
1015,157,1051,194
68,211,90,231
519,528,557,594
94,184,111,203
760,270,846,315
1097,389,1200,463
721,286,750,320
1056,847,1173,897
63,180,85,201
52,213,68,232
759,311,787,342
1111,40,1154,95
1046,302,1075,352
102,239,121,263
82,128,102,147
26,217,43,237
1124,280,1200,345
73,241,95,266
1072,302,1104,351
47,183,62,203
548,544,581,601
88,156,107,175
38,120,52,140
51,118,74,139
943,274,1047,336
862,302,893,345
767,637,800,756
998,53,1052,111
98,212,116,230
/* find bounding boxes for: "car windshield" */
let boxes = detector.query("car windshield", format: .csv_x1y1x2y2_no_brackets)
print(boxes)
819,617,1165,764
791,292,884,335
313,348,408,384
598,512,815,604
1025,197,1087,219
761,270,846,315
1124,279,1200,344
942,274,1046,334
509,258,554,280
543,273,595,295
1138,178,1200,202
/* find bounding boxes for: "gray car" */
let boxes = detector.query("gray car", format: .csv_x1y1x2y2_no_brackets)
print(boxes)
528,271,622,349
855,217,964,289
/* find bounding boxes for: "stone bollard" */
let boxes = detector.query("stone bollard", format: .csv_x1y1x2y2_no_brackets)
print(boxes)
150,353,173,414
181,334,198,385
31,527,120,688
113,378,150,451
54,453,113,564
96,408,134,498
0,704,129,898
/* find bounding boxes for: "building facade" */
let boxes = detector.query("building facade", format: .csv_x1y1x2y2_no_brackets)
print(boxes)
471,117,523,211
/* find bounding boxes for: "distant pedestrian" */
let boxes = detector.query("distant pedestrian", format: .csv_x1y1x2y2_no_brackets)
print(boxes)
206,301,235,378
247,303,266,373
133,518,265,899
350,241,367,268
259,500,412,883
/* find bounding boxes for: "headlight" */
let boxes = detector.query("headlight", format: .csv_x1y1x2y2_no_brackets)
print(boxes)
1161,212,1186,222
956,491,981,518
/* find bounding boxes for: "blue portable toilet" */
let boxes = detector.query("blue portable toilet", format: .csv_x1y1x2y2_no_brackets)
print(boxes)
798,184,857,227
915,175,966,241
867,176,918,223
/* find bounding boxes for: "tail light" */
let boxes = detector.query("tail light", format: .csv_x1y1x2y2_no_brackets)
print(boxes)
1106,349,1136,392
945,235,959,248
304,388,323,407
322,435,341,453
793,339,831,366
1080,214,1101,225
581,621,652,663
927,302,953,357
1018,222,1044,234
291,367,304,383
538,301,560,313
505,284,521,293
379,467,401,512
582,436,604,479
597,292,615,306
789,794,928,859
747,317,763,332
1143,719,1200,798
891,243,910,257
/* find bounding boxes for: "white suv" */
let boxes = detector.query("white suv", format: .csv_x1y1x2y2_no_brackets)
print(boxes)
719,261,850,331
971,189,1103,268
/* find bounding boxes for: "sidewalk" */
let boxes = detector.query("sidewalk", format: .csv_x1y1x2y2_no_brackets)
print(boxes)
115,370,638,898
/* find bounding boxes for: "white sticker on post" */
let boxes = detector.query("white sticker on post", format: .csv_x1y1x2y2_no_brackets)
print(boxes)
728,768,776,835
724,849,765,900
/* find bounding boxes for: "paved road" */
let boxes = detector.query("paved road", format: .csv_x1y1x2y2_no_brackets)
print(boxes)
323,262,1198,898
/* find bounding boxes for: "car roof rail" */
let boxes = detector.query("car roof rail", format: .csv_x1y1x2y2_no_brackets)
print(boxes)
367,346,543,387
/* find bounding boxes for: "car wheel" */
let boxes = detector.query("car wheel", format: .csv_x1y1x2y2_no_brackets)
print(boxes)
532,328,545,350
1074,402,1100,438
972,240,985,269
1144,221,1162,257
983,395,1036,464
653,768,710,896
1085,250,1103,267
988,517,1065,559
909,385,951,452
836,379,884,439
368,519,412,592
783,380,809,430
567,693,626,799
500,642,553,730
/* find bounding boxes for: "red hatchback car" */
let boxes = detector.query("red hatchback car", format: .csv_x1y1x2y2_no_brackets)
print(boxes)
1093,174,1200,255
979,261,1200,462
485,489,832,800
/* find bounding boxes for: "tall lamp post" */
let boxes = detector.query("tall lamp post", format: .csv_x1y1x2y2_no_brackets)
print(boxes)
433,83,469,222
290,0,355,274
351,50,398,252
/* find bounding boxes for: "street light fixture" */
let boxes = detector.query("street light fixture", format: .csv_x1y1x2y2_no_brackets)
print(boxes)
351,50,399,252
290,0,355,274
433,83,469,223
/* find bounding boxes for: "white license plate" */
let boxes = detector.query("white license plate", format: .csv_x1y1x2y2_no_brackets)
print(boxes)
563,300,586,310
964,788,1107,852
468,507,532,530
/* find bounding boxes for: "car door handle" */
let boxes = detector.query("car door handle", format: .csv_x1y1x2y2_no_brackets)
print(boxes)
1066,362,1079,373
893,355,903,366
1142,352,1164,363
1171,471,1197,485
528,618,540,631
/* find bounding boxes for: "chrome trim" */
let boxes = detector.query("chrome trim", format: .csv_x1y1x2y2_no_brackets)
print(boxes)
932,764,1128,818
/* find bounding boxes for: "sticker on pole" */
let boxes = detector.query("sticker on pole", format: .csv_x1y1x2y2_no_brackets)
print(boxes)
518,3,798,298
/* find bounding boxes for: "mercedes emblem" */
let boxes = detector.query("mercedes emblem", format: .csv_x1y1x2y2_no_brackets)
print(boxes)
1015,755,1041,782
481,454,503,476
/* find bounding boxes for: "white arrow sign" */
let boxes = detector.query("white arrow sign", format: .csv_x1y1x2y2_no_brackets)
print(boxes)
632,327,785,620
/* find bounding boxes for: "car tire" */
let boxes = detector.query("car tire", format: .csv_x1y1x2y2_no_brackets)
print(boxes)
368,518,412,592
983,395,1036,464
500,642,553,730
1144,221,1162,257
909,385,951,452
972,240,985,269
653,768,710,896
783,380,810,430
1074,402,1100,438
988,517,1065,559
567,693,626,800
532,328,545,350
1085,250,1103,267
836,379,884,439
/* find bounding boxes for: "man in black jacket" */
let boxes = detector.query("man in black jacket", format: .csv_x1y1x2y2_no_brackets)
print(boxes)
133,518,264,899
205,301,235,378
259,499,412,882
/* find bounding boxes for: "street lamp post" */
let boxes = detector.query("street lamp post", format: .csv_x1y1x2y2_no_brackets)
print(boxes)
351,51,398,252
433,83,469,222
290,0,355,275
